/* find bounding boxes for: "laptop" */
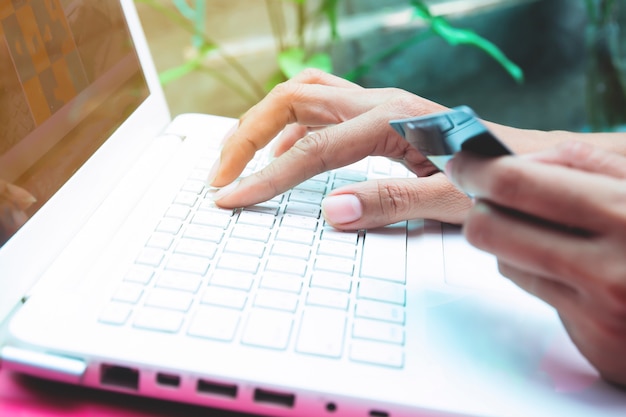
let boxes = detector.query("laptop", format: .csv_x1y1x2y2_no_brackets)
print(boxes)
1,1,625,416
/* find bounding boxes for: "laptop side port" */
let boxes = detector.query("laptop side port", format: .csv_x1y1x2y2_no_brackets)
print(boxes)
369,410,389,417
196,378,238,398
100,364,139,391
253,388,295,408
156,372,181,388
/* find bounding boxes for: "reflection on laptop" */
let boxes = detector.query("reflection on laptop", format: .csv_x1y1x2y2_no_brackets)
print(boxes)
1,1,626,417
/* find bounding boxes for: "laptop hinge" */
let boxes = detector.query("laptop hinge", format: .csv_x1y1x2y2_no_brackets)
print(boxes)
0,346,86,384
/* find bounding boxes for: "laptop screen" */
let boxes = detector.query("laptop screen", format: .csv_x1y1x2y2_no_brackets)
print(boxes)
0,0,149,247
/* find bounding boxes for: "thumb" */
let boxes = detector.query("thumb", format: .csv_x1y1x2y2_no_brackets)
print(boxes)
321,174,471,230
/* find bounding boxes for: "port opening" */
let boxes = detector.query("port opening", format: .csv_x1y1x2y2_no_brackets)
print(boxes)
100,364,139,391
156,372,181,388
369,410,389,417
253,388,295,408
196,379,238,398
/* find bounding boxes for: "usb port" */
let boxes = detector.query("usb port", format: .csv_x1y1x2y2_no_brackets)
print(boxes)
156,372,180,388
196,379,238,398
253,388,295,408
100,364,139,391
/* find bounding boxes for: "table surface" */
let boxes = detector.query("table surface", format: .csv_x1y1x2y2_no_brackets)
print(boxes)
0,368,262,417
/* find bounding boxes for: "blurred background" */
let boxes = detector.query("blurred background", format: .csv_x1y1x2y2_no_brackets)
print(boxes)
135,0,626,132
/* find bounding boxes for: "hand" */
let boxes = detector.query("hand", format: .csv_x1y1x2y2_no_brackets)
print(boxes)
209,69,471,229
446,141,626,387
0,179,36,245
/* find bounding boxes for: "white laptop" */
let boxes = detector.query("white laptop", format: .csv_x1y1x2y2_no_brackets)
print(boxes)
1,1,625,417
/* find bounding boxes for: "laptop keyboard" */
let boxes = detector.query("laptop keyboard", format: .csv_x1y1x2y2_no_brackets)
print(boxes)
99,152,410,369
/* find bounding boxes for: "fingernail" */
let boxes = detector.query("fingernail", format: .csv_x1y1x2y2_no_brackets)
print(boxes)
211,181,239,201
207,158,220,185
322,194,363,225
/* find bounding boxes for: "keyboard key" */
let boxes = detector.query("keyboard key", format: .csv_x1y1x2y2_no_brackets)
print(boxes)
231,225,271,242
145,288,194,312
349,340,404,368
112,283,144,304
280,214,318,231
191,211,231,229
306,288,349,310
156,271,203,293
355,300,405,324
275,227,315,245
314,255,354,275
174,192,198,206
184,225,225,243
134,308,184,333
238,210,275,228
357,279,406,305
254,289,299,312
265,256,307,276
146,232,174,250
294,180,326,194
285,202,320,218
136,248,164,267
124,266,153,285
224,238,266,258
296,307,346,358
99,302,132,325
175,238,218,259
271,242,310,260
241,309,293,350
166,254,210,275
217,253,259,274
352,318,405,345
165,204,190,220
360,225,407,283
320,228,358,245
201,287,248,310
188,306,240,342
317,240,356,259
289,190,324,205
310,272,352,292
210,270,255,291
260,273,303,294
181,180,205,194
156,218,183,234
244,202,280,216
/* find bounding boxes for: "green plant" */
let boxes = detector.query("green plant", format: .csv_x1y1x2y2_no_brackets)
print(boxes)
137,0,523,106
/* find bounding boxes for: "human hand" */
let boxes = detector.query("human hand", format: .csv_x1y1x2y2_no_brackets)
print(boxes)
209,69,471,229
0,179,36,245
446,141,626,387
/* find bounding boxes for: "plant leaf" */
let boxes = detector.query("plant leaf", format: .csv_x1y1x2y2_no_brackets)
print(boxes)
411,1,524,83
278,47,333,78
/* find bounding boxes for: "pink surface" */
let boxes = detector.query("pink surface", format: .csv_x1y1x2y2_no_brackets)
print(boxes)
0,369,249,417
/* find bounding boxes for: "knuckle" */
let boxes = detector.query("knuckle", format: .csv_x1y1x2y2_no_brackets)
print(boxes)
375,181,413,219
291,132,330,173
294,67,328,83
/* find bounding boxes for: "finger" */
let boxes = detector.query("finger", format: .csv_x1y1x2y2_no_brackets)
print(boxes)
211,70,375,187
212,93,445,209
463,200,601,291
272,124,310,158
447,152,626,233
497,260,579,311
212,107,406,208
321,174,471,230
526,141,626,179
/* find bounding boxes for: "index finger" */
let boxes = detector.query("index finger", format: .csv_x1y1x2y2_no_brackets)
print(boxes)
211,70,366,187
